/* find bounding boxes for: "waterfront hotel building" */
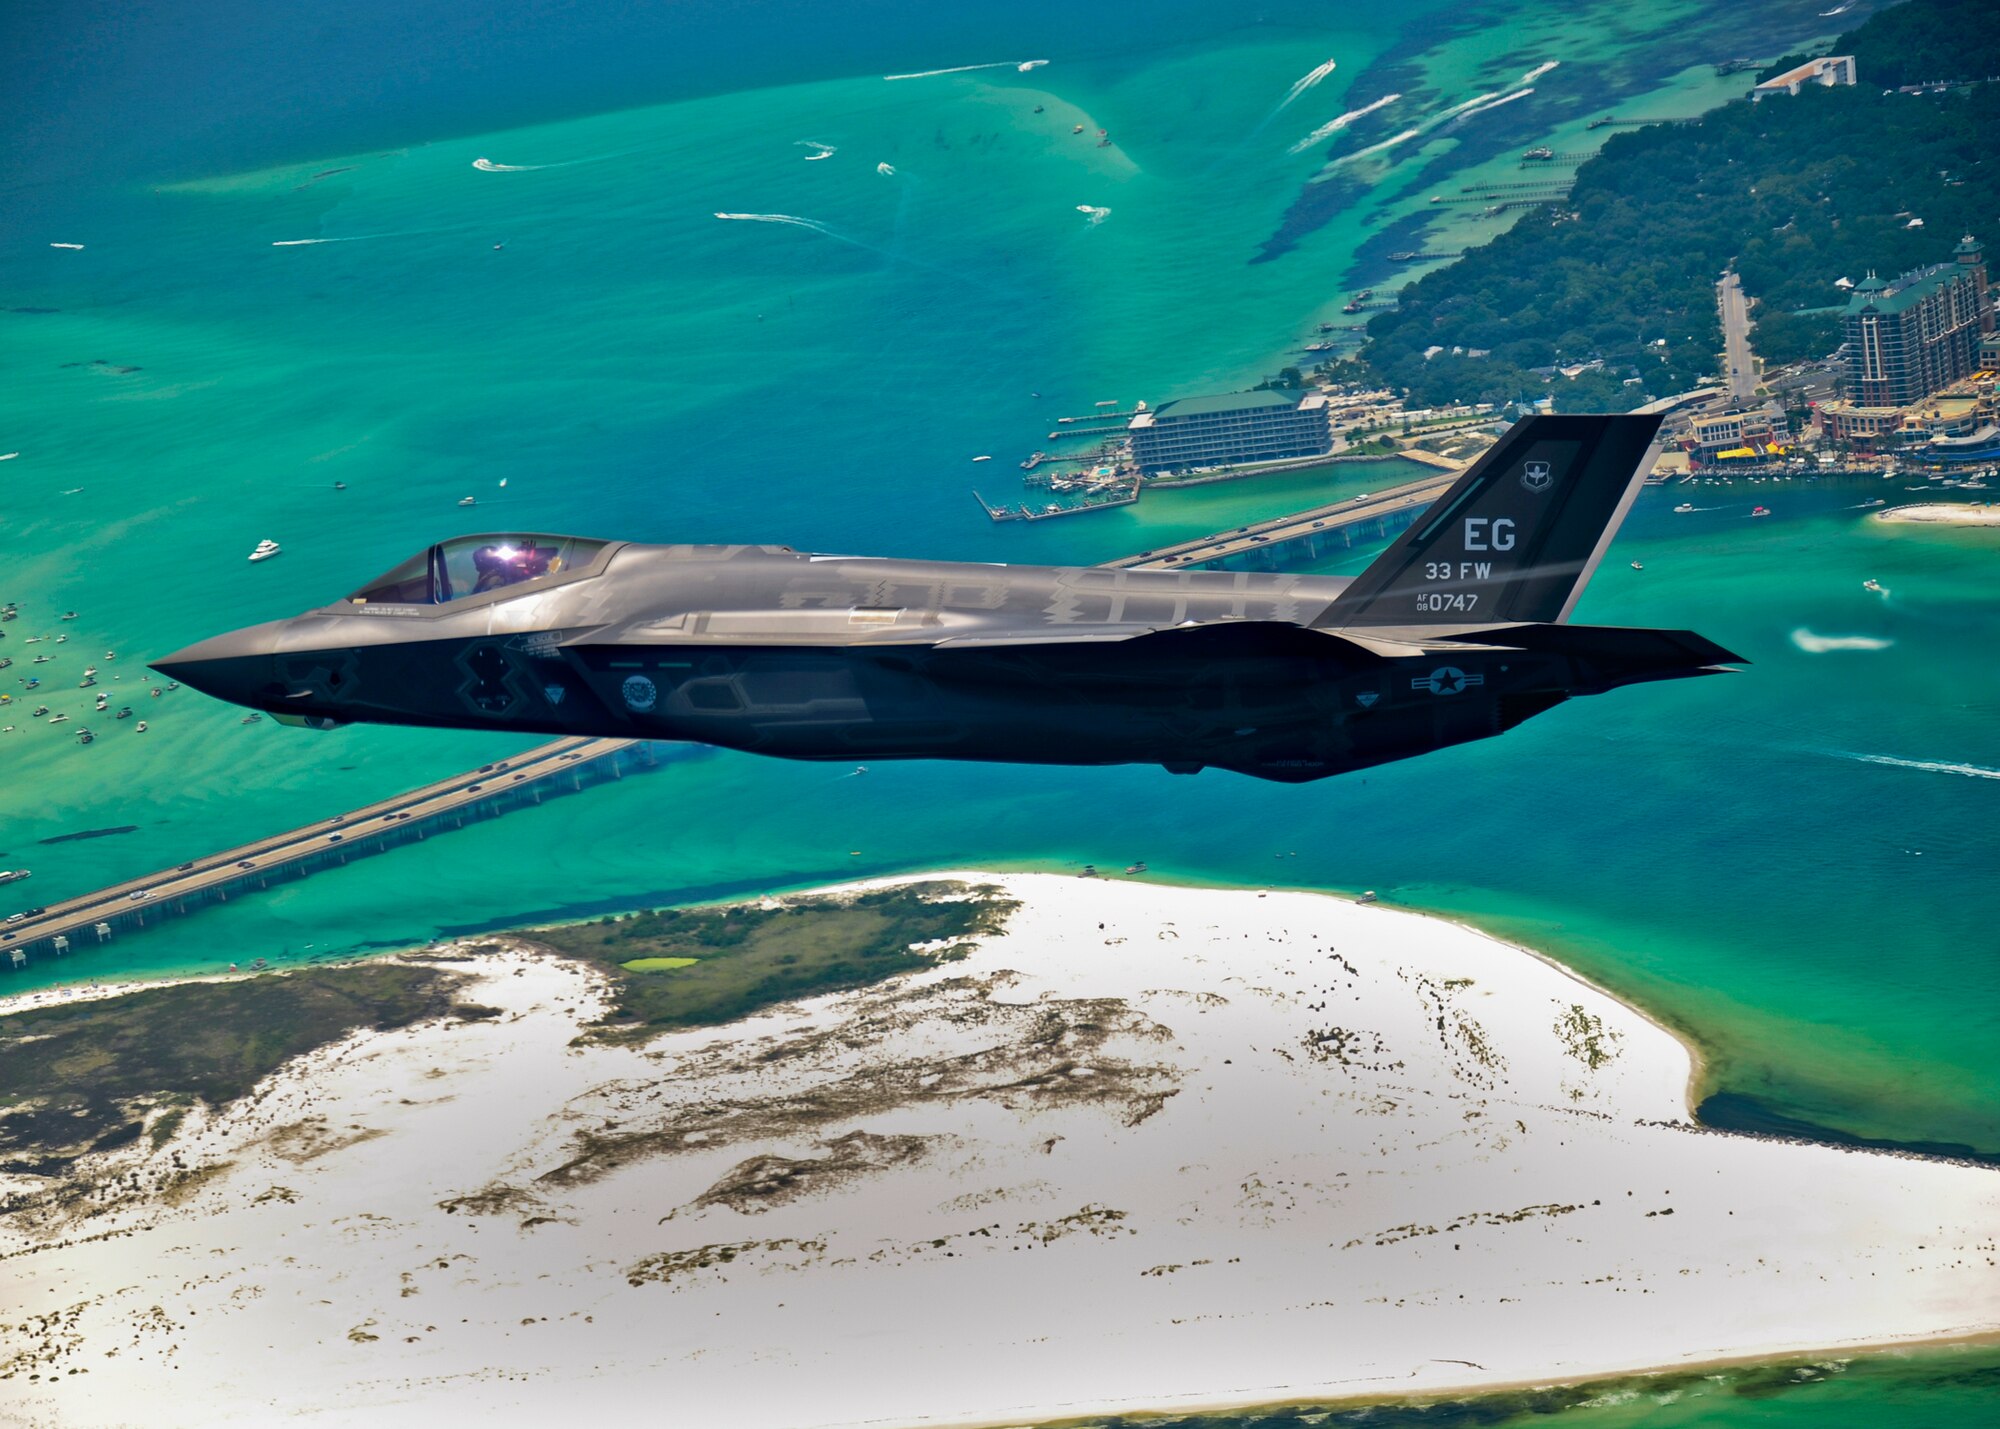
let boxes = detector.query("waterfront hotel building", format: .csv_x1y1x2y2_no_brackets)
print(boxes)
1843,235,1993,408
1127,389,1334,474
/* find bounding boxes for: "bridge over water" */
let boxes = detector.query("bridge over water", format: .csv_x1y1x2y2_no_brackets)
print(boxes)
4,737,651,969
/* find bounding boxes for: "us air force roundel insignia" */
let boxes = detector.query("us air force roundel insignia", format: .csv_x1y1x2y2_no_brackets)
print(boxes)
1410,666,1485,696
1520,459,1553,492
621,675,658,712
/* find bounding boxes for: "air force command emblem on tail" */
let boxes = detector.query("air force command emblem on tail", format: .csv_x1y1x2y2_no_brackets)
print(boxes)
1520,459,1553,493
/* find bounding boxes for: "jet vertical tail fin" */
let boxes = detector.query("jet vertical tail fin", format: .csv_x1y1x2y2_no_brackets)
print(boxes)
1315,413,1664,629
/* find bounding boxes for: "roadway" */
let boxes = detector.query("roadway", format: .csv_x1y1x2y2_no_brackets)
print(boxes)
1106,471,1458,570
1718,271,1757,401
3,736,636,961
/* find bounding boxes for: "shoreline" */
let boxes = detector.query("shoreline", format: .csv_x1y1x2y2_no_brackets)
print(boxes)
1876,502,2000,526
1000,1331,2000,1429
4,872,1995,1426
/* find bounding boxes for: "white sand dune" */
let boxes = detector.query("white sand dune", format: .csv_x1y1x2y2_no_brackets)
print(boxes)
3,874,1996,1426
1877,502,2000,525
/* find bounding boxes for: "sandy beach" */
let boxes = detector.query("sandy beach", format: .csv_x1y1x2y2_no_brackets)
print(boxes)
1875,502,2000,525
3,873,1996,1427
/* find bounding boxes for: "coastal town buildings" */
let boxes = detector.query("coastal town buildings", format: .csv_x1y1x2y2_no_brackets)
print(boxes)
1842,235,1993,407
1127,389,1334,474
1688,407,1780,454
1752,54,1856,99
1817,370,1999,453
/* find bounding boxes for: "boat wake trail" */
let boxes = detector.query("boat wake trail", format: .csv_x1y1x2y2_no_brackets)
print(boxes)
714,211,838,234
1790,628,1893,653
472,158,549,172
1288,94,1400,154
1076,204,1111,227
1312,127,1422,180
715,210,1003,293
1275,57,1339,112
1456,87,1536,122
797,141,837,161
270,233,423,246
49,242,86,250
885,59,1048,80
1520,60,1560,84
1839,752,2000,781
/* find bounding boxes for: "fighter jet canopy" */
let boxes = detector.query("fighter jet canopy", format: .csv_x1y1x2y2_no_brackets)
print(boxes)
347,534,611,606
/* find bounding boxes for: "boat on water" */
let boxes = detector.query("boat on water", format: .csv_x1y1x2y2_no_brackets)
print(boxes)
30,706,48,718
60,611,77,621
48,713,68,724
1630,560,1644,570
972,455,992,463
0,658,10,670
76,729,93,744
0,870,29,886
248,538,282,563
115,707,132,720
1674,502,1695,513
1751,506,1771,517
1071,123,1084,134
135,720,148,732
333,481,347,490
1863,579,1884,593
83,665,97,677
458,496,477,507
32,655,51,664
241,712,262,724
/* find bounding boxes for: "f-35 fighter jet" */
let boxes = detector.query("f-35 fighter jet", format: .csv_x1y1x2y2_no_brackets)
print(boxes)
156,414,1742,784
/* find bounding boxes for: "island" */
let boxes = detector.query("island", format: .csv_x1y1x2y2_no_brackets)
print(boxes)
2,875,1995,1425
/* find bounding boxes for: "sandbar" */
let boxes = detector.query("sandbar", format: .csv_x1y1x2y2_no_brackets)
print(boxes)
2,873,1995,1426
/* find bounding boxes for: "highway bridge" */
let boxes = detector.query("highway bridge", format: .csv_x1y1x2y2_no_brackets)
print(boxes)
4,737,650,968
1107,468,1458,572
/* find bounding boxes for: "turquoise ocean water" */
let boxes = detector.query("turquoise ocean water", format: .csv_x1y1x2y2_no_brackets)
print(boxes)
5,0,1998,1416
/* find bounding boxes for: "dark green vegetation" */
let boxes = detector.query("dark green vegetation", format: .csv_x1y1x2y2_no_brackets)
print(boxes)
0,964,463,1180
522,880,1016,1042
1834,0,2000,89
1355,0,2000,410
1026,1345,2000,1427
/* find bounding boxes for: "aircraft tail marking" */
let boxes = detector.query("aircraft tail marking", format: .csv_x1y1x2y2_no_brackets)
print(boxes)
1316,413,1664,629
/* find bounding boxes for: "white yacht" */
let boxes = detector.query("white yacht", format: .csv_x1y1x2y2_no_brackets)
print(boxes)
249,538,282,563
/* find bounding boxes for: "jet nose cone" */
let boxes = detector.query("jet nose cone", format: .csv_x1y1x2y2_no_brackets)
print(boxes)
151,621,287,708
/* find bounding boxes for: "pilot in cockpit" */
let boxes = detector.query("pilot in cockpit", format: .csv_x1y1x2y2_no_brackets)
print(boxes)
472,543,558,594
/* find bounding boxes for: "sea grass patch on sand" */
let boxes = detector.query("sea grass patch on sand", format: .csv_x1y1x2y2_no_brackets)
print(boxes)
0,964,464,1179
522,880,1017,1042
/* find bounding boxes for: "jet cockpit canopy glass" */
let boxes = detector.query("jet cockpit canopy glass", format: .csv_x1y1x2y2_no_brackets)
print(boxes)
347,535,609,606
